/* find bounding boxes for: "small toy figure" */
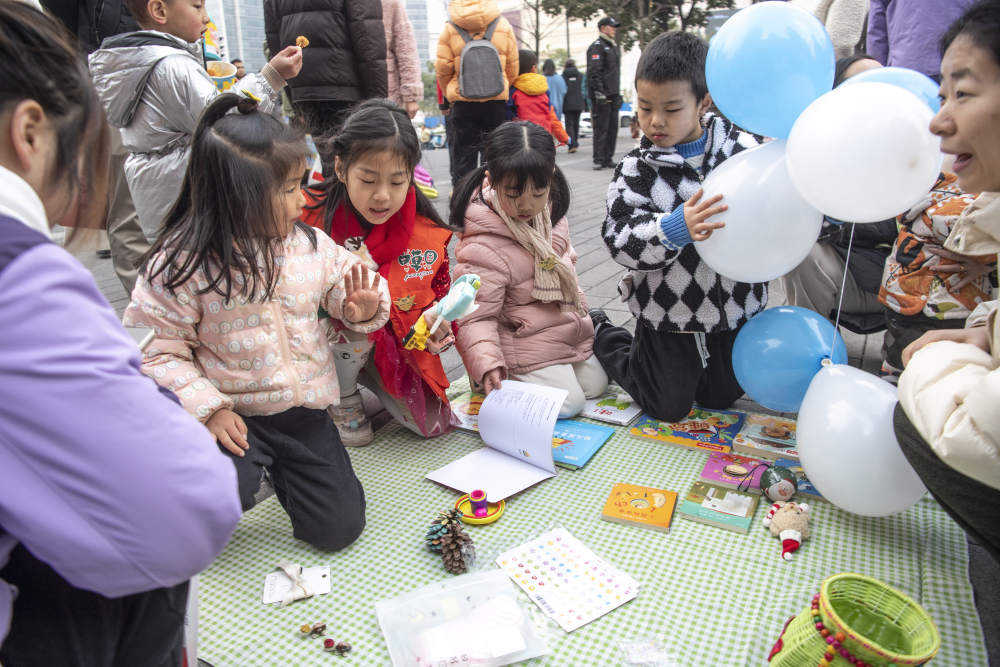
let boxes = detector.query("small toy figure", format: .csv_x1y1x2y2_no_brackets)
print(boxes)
403,274,481,352
760,465,798,503
763,501,811,561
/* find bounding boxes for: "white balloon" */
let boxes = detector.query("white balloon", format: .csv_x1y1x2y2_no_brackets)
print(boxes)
787,82,943,223
797,364,926,517
695,140,823,283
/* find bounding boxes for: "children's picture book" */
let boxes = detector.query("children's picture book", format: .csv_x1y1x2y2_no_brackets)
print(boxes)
699,452,767,494
581,389,643,426
496,527,639,632
677,481,761,534
450,390,485,432
628,407,745,453
427,381,567,500
551,420,615,470
732,414,799,461
600,483,678,534
773,457,827,503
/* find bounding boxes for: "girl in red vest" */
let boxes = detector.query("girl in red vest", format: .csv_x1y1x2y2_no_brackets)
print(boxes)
300,100,455,445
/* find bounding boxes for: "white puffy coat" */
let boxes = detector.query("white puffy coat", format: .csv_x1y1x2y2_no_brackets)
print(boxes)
89,31,285,241
898,192,1000,491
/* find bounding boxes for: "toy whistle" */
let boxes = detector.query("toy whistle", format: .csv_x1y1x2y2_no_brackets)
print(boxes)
402,274,481,352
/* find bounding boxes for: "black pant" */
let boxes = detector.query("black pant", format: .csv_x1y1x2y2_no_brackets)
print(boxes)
450,99,508,185
227,406,366,551
883,310,966,370
294,100,354,138
590,95,620,165
564,110,582,148
445,113,458,183
894,403,1000,564
0,545,189,667
592,319,745,423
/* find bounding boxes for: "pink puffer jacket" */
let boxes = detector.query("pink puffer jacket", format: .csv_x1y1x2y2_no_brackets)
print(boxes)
454,194,593,384
123,226,390,422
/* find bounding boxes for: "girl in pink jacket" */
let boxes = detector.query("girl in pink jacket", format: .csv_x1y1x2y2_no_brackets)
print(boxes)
451,121,608,417
124,95,391,551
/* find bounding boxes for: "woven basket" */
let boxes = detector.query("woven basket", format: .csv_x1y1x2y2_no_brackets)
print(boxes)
770,573,940,667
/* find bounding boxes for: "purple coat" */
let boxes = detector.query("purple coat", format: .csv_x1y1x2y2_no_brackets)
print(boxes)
0,203,241,643
867,0,976,77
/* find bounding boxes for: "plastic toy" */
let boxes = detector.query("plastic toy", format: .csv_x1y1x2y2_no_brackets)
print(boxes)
403,274,481,351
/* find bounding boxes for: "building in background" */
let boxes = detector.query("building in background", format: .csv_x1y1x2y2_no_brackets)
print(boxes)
408,0,431,67
207,0,267,72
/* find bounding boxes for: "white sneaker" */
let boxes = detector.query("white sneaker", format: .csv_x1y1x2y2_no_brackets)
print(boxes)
328,393,374,447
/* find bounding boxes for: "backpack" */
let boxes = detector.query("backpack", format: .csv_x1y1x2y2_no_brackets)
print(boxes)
449,18,504,100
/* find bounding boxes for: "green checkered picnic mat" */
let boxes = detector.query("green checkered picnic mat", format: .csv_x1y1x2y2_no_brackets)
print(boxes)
198,378,989,666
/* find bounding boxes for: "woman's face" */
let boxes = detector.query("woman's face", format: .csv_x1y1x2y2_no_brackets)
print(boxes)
336,151,410,225
931,35,1000,193
491,174,550,223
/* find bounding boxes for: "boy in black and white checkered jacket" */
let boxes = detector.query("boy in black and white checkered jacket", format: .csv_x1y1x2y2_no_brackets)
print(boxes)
590,32,768,422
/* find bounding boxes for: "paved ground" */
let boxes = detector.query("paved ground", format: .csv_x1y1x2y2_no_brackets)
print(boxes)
74,126,996,665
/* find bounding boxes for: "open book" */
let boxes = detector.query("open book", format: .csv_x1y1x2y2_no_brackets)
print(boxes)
427,381,568,500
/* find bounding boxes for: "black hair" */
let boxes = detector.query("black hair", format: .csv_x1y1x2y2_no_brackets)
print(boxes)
519,49,537,75
0,0,109,229
305,98,449,238
542,59,556,76
833,53,880,87
449,121,570,230
941,0,1000,68
144,95,312,302
564,58,575,68
231,58,243,65
635,31,709,101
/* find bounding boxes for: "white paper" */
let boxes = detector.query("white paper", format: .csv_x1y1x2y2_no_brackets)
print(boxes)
261,565,331,604
428,381,567,500
581,389,643,426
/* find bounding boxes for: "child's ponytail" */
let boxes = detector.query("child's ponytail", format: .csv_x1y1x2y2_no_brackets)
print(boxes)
448,165,490,231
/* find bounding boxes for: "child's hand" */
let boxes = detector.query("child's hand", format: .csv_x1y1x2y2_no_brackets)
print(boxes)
269,46,303,81
344,263,383,323
684,188,728,242
206,408,249,457
482,368,504,395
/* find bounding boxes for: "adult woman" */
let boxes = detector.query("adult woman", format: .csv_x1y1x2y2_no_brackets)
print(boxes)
896,0,1000,564
0,2,240,663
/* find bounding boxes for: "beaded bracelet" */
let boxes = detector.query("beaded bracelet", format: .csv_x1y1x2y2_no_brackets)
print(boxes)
810,593,882,667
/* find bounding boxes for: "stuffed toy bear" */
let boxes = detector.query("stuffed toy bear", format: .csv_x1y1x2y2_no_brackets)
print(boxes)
763,501,811,561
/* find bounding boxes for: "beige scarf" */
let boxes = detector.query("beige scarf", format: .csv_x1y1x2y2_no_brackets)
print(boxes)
490,190,584,314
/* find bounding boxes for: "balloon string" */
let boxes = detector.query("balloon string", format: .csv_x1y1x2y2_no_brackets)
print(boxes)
830,223,856,357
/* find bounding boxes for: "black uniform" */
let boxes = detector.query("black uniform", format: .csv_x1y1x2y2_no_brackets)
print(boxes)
586,34,621,167
561,65,585,149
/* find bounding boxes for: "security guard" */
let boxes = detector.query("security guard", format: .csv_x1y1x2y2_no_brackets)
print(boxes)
586,16,621,170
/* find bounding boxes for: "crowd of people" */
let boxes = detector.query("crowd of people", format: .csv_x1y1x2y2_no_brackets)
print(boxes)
1,0,999,664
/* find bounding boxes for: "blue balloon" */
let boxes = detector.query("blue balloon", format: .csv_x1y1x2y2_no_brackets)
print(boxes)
840,66,941,112
706,3,835,139
733,307,848,412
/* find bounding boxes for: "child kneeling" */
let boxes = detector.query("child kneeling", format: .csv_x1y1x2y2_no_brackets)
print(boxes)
125,96,390,550
452,121,608,417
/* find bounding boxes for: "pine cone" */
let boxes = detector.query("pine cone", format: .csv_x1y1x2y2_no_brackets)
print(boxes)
425,524,448,551
426,509,464,552
439,523,475,574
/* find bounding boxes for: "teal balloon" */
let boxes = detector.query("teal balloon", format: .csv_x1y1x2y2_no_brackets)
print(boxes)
732,307,848,412
706,2,835,139
840,66,941,112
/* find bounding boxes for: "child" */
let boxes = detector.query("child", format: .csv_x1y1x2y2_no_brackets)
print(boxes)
124,95,391,550
300,100,456,445
591,31,763,423
451,121,608,418
508,49,569,145
89,0,304,242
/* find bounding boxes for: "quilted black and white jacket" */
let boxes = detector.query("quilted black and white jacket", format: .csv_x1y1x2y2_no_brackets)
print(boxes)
603,113,768,333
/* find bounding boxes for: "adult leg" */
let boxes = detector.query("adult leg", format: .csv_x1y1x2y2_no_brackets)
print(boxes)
693,327,747,411
564,110,580,149
591,99,613,166
449,101,485,185
106,126,150,295
591,320,705,422
573,354,609,399
883,311,967,371
246,407,366,550
602,97,621,166
894,404,1000,564
779,243,882,320
510,363,587,418
445,113,458,184
0,544,188,667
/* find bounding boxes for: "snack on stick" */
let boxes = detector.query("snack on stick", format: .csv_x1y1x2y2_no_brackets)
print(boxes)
296,36,309,48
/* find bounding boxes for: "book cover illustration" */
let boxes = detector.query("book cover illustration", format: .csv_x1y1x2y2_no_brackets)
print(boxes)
581,390,643,426
629,407,745,453
678,481,761,534
450,391,485,432
551,420,615,470
732,414,798,461
699,452,767,494
600,483,678,533
773,457,827,503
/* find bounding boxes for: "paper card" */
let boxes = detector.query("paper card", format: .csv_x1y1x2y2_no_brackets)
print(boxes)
261,565,331,605
425,447,556,501
477,381,566,474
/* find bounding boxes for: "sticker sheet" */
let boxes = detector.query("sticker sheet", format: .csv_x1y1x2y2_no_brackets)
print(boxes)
495,528,639,632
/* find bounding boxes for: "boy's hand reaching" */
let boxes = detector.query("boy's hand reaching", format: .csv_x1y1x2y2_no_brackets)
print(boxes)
206,408,249,457
269,46,303,81
344,263,383,323
684,188,728,242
